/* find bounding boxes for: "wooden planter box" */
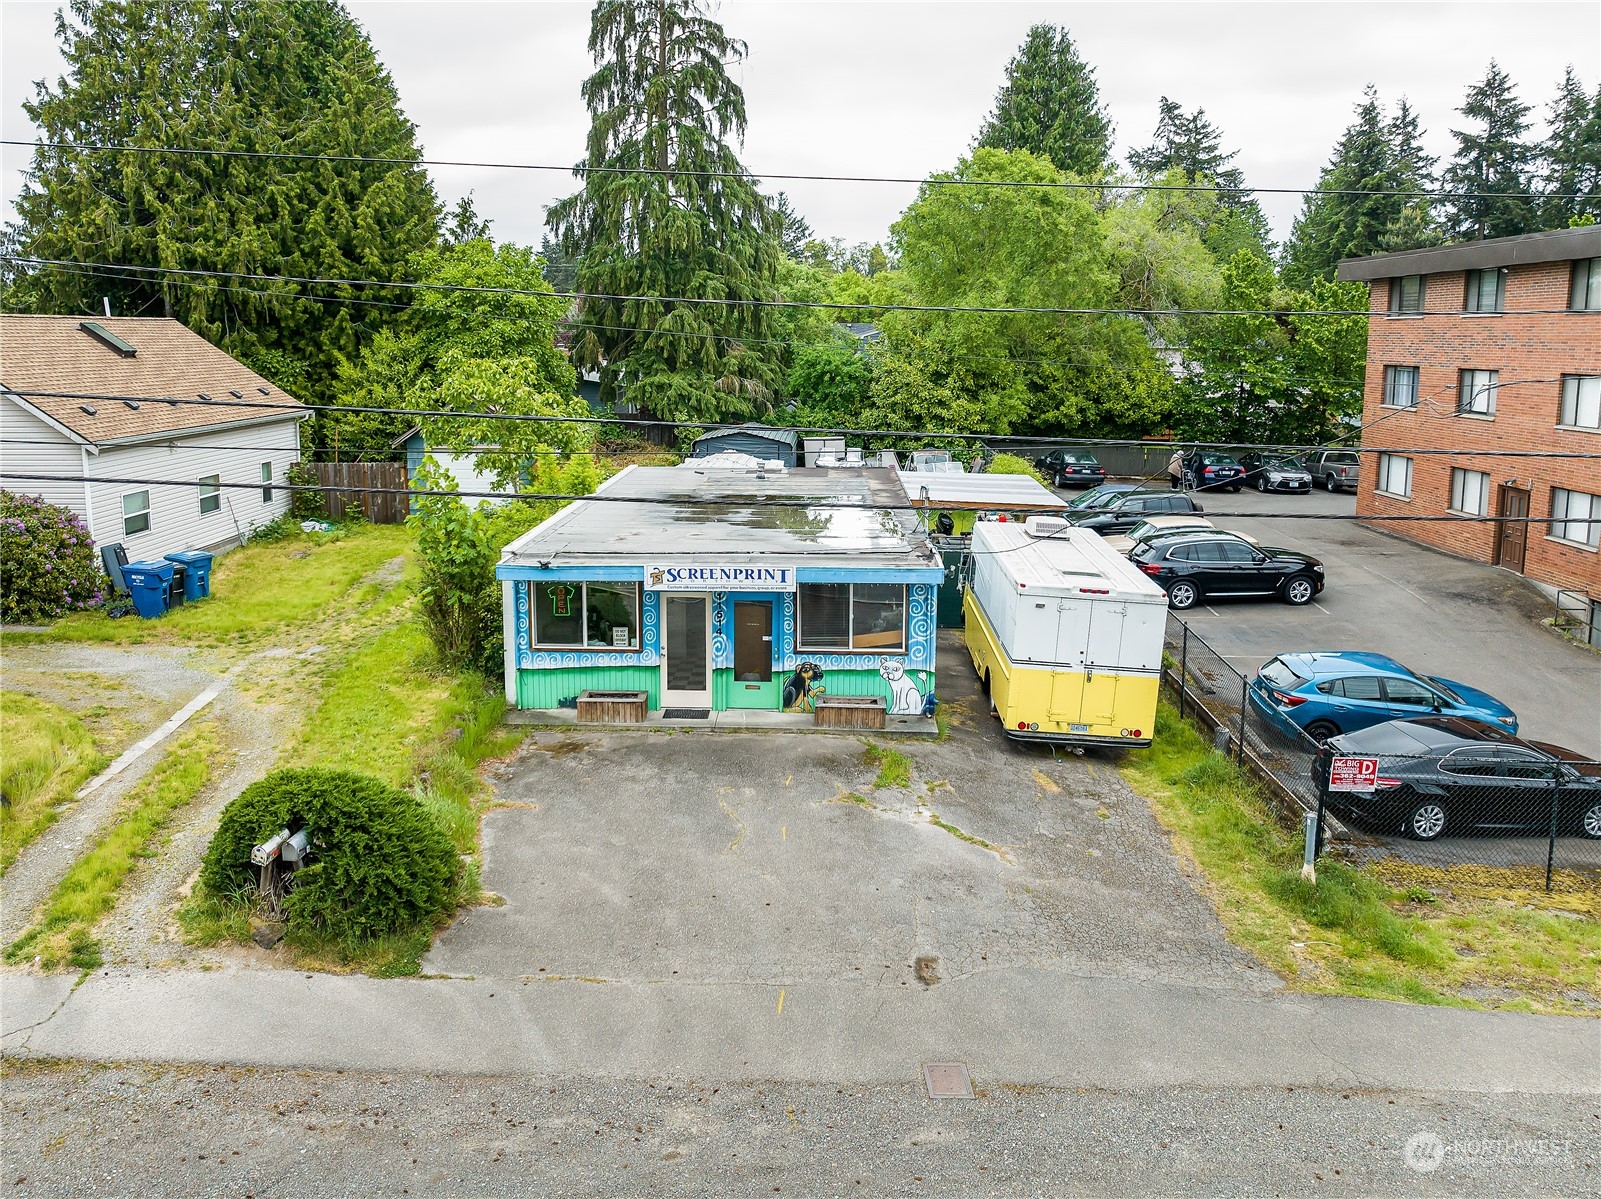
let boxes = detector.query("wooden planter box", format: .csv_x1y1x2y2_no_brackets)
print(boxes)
576,690,648,723
814,694,887,730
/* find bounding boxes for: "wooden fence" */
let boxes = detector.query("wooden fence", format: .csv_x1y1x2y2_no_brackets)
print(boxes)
311,461,409,524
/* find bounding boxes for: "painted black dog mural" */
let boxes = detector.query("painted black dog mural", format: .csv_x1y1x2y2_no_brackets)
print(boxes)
782,662,825,712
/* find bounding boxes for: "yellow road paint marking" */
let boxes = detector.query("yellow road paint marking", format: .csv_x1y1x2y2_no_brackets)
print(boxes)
784,774,793,786
1032,769,1060,794
776,989,786,1015
781,825,787,841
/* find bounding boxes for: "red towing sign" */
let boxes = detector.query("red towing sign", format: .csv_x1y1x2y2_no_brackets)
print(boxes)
1327,757,1380,792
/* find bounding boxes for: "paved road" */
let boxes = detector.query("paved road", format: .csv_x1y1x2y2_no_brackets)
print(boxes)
1106,485,1601,758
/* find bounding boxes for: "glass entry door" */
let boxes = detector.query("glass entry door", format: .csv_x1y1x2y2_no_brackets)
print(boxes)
662,593,712,707
729,600,777,708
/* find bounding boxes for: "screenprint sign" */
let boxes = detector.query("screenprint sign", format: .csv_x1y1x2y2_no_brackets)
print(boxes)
645,564,796,591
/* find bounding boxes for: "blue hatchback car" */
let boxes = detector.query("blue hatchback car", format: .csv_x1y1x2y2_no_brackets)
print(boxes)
1249,651,1517,742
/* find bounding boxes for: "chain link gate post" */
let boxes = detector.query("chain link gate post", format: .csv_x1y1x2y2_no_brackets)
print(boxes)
1546,765,1563,892
1237,672,1248,765
1178,623,1189,718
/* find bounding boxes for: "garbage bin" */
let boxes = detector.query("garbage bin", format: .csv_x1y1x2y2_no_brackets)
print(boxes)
163,550,214,601
167,563,187,608
122,560,174,619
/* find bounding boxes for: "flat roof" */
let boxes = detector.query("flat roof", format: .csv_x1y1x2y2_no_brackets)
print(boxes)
973,519,1167,603
1336,226,1601,281
896,470,1067,512
501,464,940,570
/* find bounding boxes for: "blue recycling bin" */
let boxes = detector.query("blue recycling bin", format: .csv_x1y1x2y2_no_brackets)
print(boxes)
122,560,174,619
163,550,214,600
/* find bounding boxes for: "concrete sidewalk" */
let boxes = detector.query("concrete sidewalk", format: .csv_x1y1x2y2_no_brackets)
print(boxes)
4,967,1596,1094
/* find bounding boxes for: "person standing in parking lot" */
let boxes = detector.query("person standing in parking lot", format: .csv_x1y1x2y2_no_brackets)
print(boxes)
1167,448,1183,490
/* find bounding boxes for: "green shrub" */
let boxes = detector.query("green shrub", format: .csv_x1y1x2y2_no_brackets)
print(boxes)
0,491,104,623
984,453,1047,484
286,462,326,521
200,768,460,943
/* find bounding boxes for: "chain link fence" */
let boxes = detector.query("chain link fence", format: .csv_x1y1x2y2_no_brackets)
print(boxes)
1162,612,1601,895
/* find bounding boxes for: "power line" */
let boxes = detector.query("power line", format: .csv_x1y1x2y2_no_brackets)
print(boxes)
3,139,1585,202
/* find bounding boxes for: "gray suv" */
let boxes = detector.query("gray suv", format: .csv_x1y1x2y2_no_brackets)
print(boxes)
1305,449,1362,493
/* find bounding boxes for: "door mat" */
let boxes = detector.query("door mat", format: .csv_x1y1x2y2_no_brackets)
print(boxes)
662,708,711,719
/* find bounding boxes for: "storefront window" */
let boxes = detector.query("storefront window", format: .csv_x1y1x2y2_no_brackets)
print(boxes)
535,582,584,645
585,581,639,648
798,582,906,652
798,583,850,649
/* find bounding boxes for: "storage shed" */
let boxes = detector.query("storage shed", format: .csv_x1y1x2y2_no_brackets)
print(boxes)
689,424,799,467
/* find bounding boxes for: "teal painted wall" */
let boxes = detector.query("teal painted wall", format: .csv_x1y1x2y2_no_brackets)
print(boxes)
517,666,660,710
783,668,933,708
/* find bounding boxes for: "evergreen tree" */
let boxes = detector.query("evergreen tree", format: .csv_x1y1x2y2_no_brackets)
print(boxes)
547,0,783,423
768,192,814,258
444,193,492,246
2,0,441,401
537,233,579,293
1378,97,1442,250
974,24,1114,178
1441,61,1538,240
1127,97,1272,256
1282,87,1394,286
1540,66,1601,227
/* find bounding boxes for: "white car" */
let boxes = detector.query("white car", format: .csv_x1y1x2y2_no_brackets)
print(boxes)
1099,515,1259,556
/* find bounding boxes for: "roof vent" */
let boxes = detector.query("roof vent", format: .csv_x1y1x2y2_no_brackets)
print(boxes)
164,396,179,406
78,320,136,357
123,399,140,410
229,389,243,399
79,403,97,415
1025,515,1071,538
197,392,212,402
257,386,270,395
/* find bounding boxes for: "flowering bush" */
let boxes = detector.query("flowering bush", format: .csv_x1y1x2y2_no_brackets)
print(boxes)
0,491,104,624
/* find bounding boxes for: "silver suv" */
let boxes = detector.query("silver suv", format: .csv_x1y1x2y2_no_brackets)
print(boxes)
1305,449,1361,493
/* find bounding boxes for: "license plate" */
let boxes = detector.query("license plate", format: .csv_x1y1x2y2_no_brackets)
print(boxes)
1070,723,1089,734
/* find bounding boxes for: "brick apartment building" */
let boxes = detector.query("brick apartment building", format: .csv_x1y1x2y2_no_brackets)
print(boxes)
1337,226,1601,618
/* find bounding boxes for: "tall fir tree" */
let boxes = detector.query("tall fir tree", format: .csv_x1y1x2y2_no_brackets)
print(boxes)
1377,97,1442,250
1540,66,1601,227
1441,61,1538,240
974,24,1114,179
547,0,783,423
2,0,441,401
1127,97,1273,257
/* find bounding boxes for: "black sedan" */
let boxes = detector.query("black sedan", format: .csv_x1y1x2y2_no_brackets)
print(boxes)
1181,451,1245,492
1129,529,1324,609
1034,449,1107,489
1069,490,1205,535
1237,452,1313,494
1314,717,1601,841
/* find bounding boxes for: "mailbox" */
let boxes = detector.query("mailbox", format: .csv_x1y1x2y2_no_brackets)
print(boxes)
280,829,311,865
250,828,290,867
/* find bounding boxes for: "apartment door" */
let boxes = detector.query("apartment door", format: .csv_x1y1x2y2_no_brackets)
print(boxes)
662,593,712,708
1494,486,1530,574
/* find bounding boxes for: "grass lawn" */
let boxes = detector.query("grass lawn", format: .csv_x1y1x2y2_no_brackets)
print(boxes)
0,692,111,875
1123,701,1601,1015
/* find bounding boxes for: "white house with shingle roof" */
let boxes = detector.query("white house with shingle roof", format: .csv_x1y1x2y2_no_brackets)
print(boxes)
0,314,307,561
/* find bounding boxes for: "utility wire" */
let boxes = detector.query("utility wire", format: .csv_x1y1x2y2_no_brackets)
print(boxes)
3,140,1586,201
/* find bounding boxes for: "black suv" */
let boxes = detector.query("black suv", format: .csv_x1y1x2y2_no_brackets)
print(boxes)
1181,451,1245,492
1069,490,1204,535
1033,449,1107,489
1315,716,1601,841
1129,529,1324,609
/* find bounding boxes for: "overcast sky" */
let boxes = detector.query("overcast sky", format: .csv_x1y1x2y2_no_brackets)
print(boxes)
2,1,1597,252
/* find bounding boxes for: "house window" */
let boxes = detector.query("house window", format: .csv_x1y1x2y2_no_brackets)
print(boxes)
1382,365,1419,408
1463,267,1505,313
1449,468,1489,516
260,462,273,503
1375,454,1413,498
1388,274,1425,314
797,582,907,652
122,490,150,536
1458,369,1497,416
1572,257,1601,312
1550,488,1601,549
531,581,641,649
1559,376,1601,430
198,475,221,515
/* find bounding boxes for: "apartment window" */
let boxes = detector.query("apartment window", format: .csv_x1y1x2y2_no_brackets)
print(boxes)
797,582,907,652
1382,365,1419,409
531,581,641,649
1449,468,1490,516
260,462,273,503
1550,488,1601,549
1572,257,1601,312
1458,369,1498,416
1559,376,1601,430
198,475,221,515
1388,274,1425,314
1463,267,1505,313
122,490,150,536
1375,454,1413,498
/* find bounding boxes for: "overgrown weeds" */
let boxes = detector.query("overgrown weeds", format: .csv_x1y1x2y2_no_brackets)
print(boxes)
0,692,110,874
862,741,912,788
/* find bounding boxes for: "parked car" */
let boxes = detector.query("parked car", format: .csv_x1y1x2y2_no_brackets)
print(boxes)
1099,515,1259,556
1033,449,1107,489
1128,529,1323,609
1249,650,1517,743
1064,482,1139,511
1237,452,1313,494
1181,451,1245,492
1070,491,1205,535
1313,717,1601,841
1304,448,1362,493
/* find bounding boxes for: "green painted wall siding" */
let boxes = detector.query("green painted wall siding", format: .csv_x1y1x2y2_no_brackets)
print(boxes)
517,666,660,710
807,669,932,700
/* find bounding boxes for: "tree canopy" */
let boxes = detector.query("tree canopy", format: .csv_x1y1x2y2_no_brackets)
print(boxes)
974,25,1114,178
1441,60,1539,240
1127,97,1273,257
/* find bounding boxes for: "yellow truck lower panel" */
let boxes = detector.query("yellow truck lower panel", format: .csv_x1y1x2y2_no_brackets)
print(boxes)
964,591,1159,748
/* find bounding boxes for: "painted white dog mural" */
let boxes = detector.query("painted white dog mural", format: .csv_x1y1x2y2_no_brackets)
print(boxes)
878,659,925,715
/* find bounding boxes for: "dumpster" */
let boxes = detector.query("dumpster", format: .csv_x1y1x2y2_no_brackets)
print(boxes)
164,550,214,601
122,560,174,619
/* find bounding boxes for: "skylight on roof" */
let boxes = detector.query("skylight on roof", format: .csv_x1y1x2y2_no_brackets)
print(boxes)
78,321,136,357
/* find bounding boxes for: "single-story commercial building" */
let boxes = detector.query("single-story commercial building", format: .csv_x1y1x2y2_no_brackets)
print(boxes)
496,462,943,717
